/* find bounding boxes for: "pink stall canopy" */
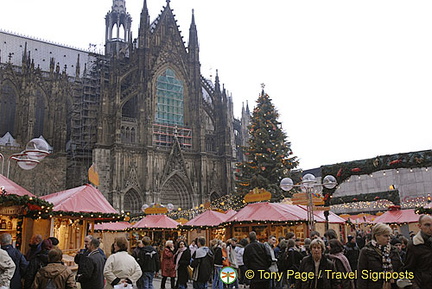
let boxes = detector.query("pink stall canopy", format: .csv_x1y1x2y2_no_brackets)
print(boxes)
184,210,235,228
0,174,35,197
94,221,131,231
225,202,307,223
132,214,179,229
372,209,419,224
41,184,118,214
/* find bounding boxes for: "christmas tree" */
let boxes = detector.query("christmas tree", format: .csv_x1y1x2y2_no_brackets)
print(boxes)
235,88,299,199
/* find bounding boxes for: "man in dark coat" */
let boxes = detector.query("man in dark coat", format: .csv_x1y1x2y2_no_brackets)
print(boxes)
136,236,160,289
1,233,28,289
404,214,432,289
344,235,360,271
76,238,106,289
243,231,272,289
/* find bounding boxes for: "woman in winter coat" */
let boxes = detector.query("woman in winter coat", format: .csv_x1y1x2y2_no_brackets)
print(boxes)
33,247,76,289
161,240,176,289
174,240,191,289
295,238,339,289
103,236,142,289
328,239,355,289
357,223,403,289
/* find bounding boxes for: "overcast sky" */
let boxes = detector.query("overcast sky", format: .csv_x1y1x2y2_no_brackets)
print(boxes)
1,0,431,170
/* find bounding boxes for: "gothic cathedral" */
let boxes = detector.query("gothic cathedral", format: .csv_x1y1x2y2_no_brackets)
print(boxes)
0,0,251,213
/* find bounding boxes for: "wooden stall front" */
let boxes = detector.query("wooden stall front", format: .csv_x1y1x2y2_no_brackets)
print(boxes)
40,184,122,255
0,174,52,254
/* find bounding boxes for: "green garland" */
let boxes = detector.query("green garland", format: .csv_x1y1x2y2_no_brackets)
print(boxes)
321,150,432,205
329,190,401,205
50,211,125,223
0,194,53,218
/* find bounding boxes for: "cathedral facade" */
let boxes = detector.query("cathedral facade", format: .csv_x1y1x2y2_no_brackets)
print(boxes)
0,0,250,213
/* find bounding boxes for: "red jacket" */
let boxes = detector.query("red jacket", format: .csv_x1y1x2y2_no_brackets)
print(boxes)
161,247,176,277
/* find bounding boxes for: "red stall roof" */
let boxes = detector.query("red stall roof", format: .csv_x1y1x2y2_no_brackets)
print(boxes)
94,221,130,231
132,214,179,229
226,202,307,223
372,209,419,224
41,184,118,214
0,174,35,197
185,210,234,227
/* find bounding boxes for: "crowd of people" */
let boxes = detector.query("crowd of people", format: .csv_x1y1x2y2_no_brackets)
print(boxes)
1,214,432,289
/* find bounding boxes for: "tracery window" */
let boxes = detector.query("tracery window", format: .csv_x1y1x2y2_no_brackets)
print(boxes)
155,68,184,126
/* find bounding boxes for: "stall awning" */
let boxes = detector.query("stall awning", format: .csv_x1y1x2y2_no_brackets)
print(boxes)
94,221,130,231
0,174,35,197
41,184,118,214
226,202,307,223
132,214,179,229
372,209,419,224
184,210,235,227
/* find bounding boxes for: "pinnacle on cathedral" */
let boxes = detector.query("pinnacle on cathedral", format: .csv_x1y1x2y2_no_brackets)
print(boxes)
112,0,127,13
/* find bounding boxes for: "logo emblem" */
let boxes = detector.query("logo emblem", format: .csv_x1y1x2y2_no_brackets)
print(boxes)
220,266,237,285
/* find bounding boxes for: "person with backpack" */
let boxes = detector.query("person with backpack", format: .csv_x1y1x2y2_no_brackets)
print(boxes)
32,247,76,289
135,237,159,289
190,237,213,289
75,238,106,289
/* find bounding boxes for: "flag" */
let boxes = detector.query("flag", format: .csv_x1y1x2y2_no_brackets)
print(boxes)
88,163,100,186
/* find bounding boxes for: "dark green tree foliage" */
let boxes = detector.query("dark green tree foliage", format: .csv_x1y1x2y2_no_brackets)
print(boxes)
235,90,299,199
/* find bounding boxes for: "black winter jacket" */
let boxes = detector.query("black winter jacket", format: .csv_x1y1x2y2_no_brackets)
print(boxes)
136,246,160,272
403,231,432,289
243,241,272,282
357,243,403,289
295,255,339,289
76,250,106,289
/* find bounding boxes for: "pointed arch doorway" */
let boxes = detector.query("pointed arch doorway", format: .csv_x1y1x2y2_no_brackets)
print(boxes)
159,173,192,209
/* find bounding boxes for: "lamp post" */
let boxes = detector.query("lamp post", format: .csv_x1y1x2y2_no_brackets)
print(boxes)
280,173,337,233
0,138,51,178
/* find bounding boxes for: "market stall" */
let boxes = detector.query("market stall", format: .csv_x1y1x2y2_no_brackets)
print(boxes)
130,214,180,249
0,174,52,253
40,184,122,254
223,202,347,241
371,207,420,236
93,221,131,257
224,202,308,241
182,209,236,241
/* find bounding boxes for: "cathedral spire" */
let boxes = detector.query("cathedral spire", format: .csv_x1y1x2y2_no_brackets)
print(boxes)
214,69,220,93
138,0,150,49
188,9,198,49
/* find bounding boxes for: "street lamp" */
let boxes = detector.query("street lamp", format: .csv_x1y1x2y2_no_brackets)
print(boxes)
280,173,337,233
0,138,51,178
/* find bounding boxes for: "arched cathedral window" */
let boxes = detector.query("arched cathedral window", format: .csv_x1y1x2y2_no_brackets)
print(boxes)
0,82,17,136
155,68,184,126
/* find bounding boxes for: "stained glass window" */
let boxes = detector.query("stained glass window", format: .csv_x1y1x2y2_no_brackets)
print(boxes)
155,68,184,125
